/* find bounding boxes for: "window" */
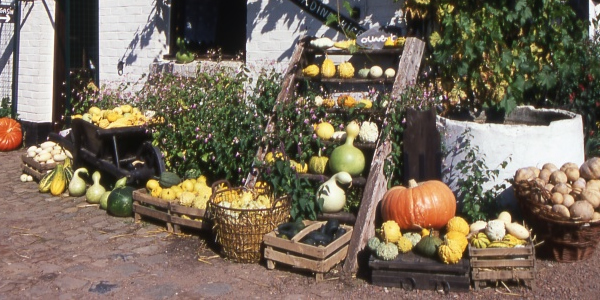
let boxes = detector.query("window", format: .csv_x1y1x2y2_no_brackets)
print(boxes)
170,0,246,61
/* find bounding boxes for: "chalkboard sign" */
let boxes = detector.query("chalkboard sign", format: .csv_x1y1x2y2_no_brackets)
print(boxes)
0,4,14,23
356,26,404,50
288,0,366,36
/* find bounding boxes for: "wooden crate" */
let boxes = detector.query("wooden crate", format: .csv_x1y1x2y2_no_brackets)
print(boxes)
468,241,535,290
21,154,62,181
132,189,173,232
263,221,353,281
169,203,211,233
369,251,471,293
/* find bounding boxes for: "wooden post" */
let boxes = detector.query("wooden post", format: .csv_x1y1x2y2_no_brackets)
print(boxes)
403,108,442,183
342,37,426,275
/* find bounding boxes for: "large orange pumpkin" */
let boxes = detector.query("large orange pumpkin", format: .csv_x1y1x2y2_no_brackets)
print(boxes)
0,117,22,151
380,179,456,230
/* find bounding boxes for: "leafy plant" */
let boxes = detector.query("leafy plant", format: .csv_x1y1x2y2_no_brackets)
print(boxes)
443,128,510,222
0,97,12,118
259,158,318,221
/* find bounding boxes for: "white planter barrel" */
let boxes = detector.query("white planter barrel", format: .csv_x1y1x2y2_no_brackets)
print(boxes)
437,106,585,210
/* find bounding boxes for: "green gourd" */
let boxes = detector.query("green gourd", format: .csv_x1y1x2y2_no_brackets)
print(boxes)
316,172,353,213
86,171,106,204
414,232,443,258
308,149,329,175
68,168,88,197
357,67,370,79
328,121,365,175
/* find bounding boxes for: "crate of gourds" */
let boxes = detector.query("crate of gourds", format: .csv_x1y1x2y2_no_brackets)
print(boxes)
467,212,535,290
263,220,352,281
21,141,72,181
208,180,291,263
512,158,600,262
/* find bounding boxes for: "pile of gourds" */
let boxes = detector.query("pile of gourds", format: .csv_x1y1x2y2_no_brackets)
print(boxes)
72,105,154,129
514,158,600,222
145,171,213,210
25,141,72,165
467,211,530,249
38,157,74,196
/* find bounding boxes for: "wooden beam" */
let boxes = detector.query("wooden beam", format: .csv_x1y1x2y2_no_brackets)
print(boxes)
342,37,426,275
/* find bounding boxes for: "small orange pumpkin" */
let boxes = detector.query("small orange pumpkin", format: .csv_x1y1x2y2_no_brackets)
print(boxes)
380,179,457,230
0,117,22,151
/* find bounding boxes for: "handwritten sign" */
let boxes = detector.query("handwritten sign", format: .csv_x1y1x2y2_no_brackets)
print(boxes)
0,5,13,23
288,0,366,36
356,26,405,50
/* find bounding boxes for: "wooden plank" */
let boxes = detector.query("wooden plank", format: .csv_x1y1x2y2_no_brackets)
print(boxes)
471,258,534,268
22,164,48,181
369,252,469,274
132,203,170,222
342,37,426,275
371,269,471,293
469,246,533,257
472,270,535,281
132,189,170,209
264,245,349,274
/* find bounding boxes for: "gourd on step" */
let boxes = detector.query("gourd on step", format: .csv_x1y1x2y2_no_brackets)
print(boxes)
316,171,353,213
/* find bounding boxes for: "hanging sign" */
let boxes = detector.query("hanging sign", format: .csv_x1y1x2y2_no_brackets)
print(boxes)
288,0,366,37
0,5,13,23
356,26,404,50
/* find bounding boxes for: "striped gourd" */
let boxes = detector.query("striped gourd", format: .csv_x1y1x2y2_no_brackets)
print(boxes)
50,164,67,196
39,168,58,193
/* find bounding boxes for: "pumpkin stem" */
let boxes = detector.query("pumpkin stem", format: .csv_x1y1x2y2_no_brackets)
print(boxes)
408,179,418,188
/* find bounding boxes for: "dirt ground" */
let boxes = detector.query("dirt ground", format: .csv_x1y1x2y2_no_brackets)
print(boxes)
2,149,600,299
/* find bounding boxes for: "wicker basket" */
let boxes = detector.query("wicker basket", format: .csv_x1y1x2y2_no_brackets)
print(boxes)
514,179,600,262
208,180,291,263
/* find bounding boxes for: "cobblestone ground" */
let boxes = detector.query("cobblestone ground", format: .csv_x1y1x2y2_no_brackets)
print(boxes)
2,149,600,299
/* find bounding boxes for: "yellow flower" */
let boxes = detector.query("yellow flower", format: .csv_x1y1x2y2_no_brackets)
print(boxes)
429,32,441,48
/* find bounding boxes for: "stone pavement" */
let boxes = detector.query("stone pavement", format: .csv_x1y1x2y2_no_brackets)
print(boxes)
0,149,284,300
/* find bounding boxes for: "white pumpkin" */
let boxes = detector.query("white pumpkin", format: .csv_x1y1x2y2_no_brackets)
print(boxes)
369,66,383,78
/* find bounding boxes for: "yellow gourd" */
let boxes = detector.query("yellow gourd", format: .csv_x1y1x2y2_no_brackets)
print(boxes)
337,62,355,79
322,98,335,108
438,239,463,264
381,220,402,243
161,188,177,201
384,36,395,47
396,236,413,253
337,94,357,108
445,231,468,252
321,57,336,78
303,64,319,77
359,99,373,109
446,216,470,236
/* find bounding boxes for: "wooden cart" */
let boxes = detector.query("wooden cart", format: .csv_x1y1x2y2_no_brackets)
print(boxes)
469,242,536,290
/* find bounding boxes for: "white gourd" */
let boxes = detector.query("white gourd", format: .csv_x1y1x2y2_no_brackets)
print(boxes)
317,172,353,213
485,220,506,241
86,171,106,204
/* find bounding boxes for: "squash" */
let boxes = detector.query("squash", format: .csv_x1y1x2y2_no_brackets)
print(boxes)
580,188,600,208
485,220,506,241
309,37,334,49
497,211,512,225
99,191,111,210
86,171,106,204
469,220,487,234
396,236,413,253
562,194,575,207
337,94,356,108
542,162,559,172
369,66,383,78
514,167,536,182
569,200,594,221
337,62,355,79
107,186,135,217
505,222,530,239
68,168,88,197
0,117,22,151
50,164,68,196
414,232,442,258
321,57,336,78
438,239,463,264
381,220,402,243
333,39,356,49
291,160,308,174
470,232,491,249
329,121,365,175
159,171,181,188
322,98,335,108
564,167,580,182
580,157,600,180
445,231,468,252
357,67,370,79
316,171,353,213
358,121,379,143
550,170,568,184
39,168,58,193
380,179,456,230
552,204,570,218
315,122,335,140
375,242,399,261
446,216,469,236
402,232,422,246
384,68,396,78
302,64,320,77
367,236,382,252
308,149,329,175
358,99,373,109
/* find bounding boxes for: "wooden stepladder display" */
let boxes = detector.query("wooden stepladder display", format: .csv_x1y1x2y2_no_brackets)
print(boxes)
248,37,426,276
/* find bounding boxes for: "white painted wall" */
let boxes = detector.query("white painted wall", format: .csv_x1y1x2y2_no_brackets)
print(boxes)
246,0,406,73
98,0,170,88
16,1,55,123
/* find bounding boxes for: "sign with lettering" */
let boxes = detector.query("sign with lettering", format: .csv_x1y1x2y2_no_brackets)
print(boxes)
356,26,404,50
288,0,366,37
0,5,13,23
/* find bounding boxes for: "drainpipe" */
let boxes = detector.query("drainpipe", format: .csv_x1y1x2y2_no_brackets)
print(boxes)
12,0,20,119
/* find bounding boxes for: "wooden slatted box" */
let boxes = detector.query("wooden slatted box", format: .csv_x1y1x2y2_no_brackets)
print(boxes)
132,189,174,232
169,203,211,233
263,221,353,281
369,251,471,293
21,154,62,181
468,240,535,290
